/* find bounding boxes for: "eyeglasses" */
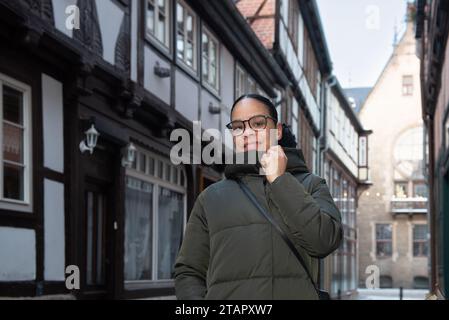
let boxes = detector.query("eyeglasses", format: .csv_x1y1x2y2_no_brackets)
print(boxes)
226,115,277,137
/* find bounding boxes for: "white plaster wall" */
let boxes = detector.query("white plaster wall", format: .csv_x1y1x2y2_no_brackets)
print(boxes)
0,227,36,281
175,70,198,122
144,47,171,105
42,74,64,173
95,0,124,65
44,179,65,281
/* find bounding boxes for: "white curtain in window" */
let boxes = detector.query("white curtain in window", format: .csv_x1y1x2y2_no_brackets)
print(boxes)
157,187,184,279
124,177,153,281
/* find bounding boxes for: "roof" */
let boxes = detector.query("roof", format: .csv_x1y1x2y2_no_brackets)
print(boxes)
344,87,373,114
189,0,289,96
332,80,372,134
235,0,276,50
235,0,333,75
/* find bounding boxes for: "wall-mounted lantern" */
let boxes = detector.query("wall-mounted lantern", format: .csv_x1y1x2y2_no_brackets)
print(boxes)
122,143,137,168
79,124,100,154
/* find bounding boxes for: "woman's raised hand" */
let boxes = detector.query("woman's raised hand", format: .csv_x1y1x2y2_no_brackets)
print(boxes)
260,145,288,183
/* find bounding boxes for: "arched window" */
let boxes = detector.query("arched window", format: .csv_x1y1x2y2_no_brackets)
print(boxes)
393,127,424,179
393,127,427,199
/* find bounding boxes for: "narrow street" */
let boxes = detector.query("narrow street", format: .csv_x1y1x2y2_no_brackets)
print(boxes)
0,0,447,301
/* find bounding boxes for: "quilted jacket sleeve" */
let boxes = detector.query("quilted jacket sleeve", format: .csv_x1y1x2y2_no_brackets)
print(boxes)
267,172,343,258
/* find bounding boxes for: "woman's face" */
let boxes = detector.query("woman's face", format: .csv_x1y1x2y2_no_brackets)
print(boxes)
230,98,282,153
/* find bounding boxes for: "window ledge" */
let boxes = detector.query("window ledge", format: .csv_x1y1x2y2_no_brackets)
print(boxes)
124,280,174,291
0,199,32,213
144,33,172,62
202,82,221,101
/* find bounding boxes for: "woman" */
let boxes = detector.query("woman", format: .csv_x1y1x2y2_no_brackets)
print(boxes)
174,94,342,300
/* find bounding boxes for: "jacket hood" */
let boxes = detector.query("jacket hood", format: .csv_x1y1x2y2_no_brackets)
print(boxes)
224,147,309,179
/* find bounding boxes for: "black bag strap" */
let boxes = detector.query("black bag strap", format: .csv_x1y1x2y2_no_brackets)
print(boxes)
236,177,320,294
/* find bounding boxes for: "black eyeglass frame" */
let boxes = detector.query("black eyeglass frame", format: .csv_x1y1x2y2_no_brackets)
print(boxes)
226,114,278,136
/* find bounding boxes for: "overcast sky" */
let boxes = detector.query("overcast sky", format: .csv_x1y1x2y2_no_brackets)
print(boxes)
316,0,410,88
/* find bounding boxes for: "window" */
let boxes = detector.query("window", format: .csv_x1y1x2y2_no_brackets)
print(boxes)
157,187,184,279
359,136,367,166
379,275,393,288
234,64,260,99
394,127,424,163
300,110,314,171
413,224,428,257
124,177,153,281
202,27,220,92
444,113,449,150
287,0,299,50
351,129,357,161
413,276,429,289
324,161,330,189
402,75,413,96
413,182,428,198
341,180,348,225
346,120,351,152
235,65,245,99
394,182,408,198
176,1,197,70
312,136,317,174
303,28,319,99
376,224,392,258
291,98,299,145
248,77,256,94
146,0,170,48
124,148,186,283
394,127,425,191
335,106,341,140
0,74,31,207
331,176,358,294
329,93,336,134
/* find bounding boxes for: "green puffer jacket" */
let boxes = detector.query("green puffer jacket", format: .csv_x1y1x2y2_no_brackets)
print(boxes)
174,147,342,300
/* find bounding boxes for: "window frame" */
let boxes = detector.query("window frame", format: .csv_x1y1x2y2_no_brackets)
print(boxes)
300,110,314,171
303,27,319,100
235,63,246,99
375,223,393,258
394,181,409,198
234,63,263,100
412,223,428,257
176,0,197,71
291,97,299,146
0,73,33,212
402,75,414,96
413,181,428,198
146,0,171,50
201,26,220,94
124,147,187,286
287,0,299,51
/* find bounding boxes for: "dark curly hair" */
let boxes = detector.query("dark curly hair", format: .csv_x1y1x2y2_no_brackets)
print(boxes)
230,94,297,148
